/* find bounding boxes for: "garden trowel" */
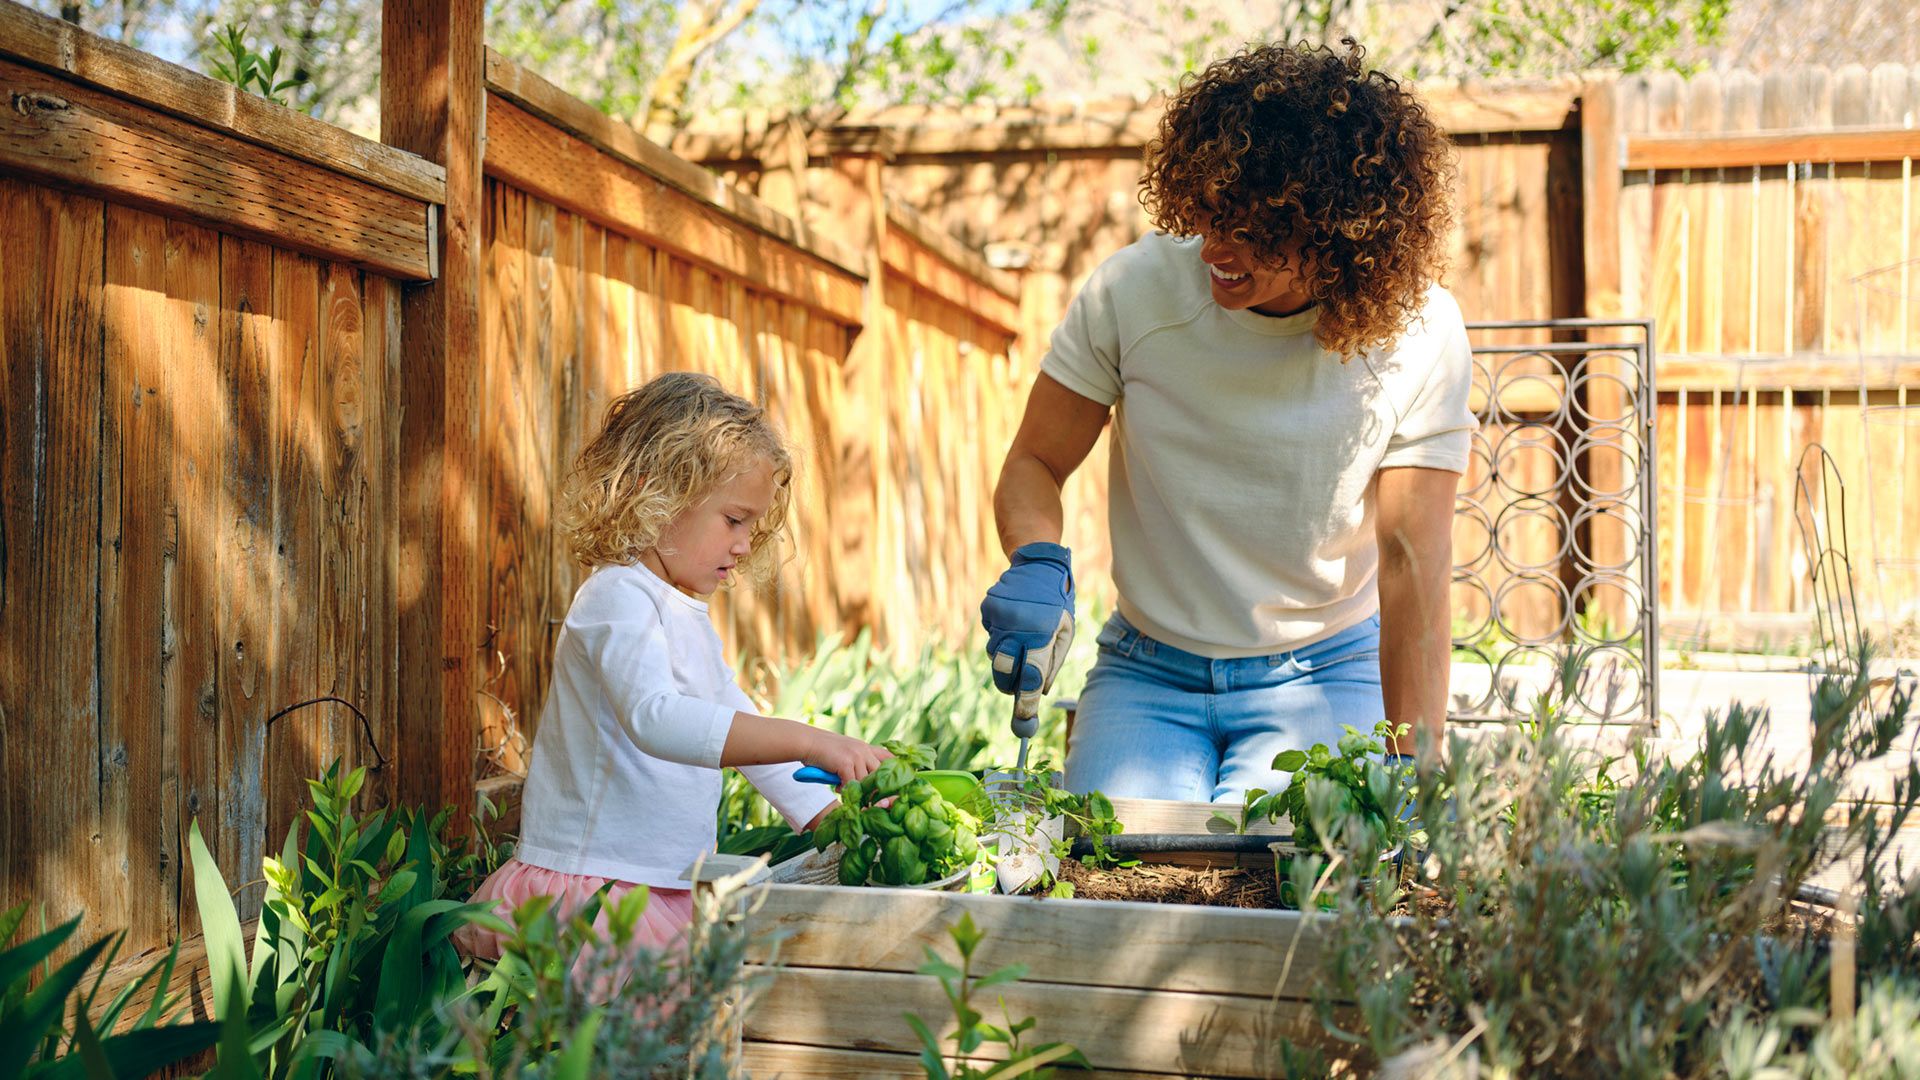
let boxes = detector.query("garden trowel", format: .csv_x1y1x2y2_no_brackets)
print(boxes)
983,768,1061,894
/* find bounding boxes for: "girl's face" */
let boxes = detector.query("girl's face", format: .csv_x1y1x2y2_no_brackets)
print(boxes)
642,456,777,598
1199,232,1315,318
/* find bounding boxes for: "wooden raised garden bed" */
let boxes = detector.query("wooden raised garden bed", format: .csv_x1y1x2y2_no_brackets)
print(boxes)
739,799,1351,1078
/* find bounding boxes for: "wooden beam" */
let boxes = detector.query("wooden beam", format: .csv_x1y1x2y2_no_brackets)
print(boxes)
673,81,1579,165
1624,127,1920,169
1656,353,1920,390
1582,78,1623,320
745,882,1328,1000
741,1044,1177,1080
882,203,1022,336
383,0,486,815
481,49,864,277
0,56,435,280
484,95,865,326
1108,797,1287,838
748,967,1341,1074
86,922,256,1034
0,0,443,205
1422,81,1582,135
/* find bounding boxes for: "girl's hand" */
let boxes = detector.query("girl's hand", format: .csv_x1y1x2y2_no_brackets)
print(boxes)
802,729,891,785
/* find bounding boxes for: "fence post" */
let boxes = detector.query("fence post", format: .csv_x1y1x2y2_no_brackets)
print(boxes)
1581,76,1624,322
1577,75,1638,632
822,136,896,641
381,0,486,816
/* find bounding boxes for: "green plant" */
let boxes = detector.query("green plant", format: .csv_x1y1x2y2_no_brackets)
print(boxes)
982,761,1128,897
0,904,221,1078
719,603,1109,857
811,742,984,887
1239,721,1426,857
1299,640,1920,1078
206,22,308,106
188,762,493,1074
903,913,1089,1079
322,860,769,1079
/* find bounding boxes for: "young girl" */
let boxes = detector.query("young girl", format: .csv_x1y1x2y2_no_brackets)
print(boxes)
455,372,889,959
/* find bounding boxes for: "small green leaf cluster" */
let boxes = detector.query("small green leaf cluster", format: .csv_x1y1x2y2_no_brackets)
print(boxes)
812,742,983,887
206,23,309,107
1240,721,1425,856
904,913,1090,1080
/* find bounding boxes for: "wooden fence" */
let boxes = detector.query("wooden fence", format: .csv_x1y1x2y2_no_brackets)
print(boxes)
683,71,1920,634
0,0,1021,963
475,54,1024,767
0,0,435,964
1600,69,1920,636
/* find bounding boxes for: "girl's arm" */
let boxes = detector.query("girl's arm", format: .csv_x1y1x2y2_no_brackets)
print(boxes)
720,712,889,781
1374,466,1459,762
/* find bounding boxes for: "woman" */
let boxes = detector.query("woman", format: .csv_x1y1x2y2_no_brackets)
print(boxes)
979,39,1472,801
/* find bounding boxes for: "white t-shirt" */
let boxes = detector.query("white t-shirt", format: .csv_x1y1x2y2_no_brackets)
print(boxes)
514,562,836,887
1041,231,1476,659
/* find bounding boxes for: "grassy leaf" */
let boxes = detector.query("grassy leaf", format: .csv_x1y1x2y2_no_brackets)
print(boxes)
0,913,78,999
70,1006,114,1079
374,899,472,1028
32,1023,222,1080
552,1008,604,1079
0,934,111,1079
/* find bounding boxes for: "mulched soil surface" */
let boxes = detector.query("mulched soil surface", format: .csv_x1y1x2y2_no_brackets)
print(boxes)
1050,858,1285,908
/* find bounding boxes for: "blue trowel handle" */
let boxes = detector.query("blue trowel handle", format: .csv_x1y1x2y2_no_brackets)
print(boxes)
793,765,841,786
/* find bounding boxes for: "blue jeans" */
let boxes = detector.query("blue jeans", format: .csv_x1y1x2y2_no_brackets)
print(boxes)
1064,611,1385,802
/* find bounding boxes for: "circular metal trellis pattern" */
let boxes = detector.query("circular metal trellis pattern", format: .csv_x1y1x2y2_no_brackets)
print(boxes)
1451,325,1659,727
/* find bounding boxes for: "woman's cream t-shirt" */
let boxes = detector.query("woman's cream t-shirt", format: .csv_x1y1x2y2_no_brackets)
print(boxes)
1040,231,1476,659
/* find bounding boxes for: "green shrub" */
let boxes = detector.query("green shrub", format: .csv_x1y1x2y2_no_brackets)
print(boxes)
181,761,769,1078
1291,645,1920,1079
0,904,220,1078
904,913,1089,1079
718,613,1102,859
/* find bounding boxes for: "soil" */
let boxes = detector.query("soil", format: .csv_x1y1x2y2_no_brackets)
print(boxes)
1048,858,1286,908
1041,859,1455,918
1038,861,1833,930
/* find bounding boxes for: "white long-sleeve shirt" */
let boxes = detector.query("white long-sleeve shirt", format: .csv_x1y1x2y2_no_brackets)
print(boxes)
513,562,835,887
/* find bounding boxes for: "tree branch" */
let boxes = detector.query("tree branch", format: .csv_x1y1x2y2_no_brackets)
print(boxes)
642,0,762,143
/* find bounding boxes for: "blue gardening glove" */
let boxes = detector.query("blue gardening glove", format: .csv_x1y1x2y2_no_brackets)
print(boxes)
981,542,1076,727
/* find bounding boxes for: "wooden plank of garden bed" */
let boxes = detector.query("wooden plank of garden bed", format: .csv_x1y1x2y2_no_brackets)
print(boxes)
746,884,1334,1001
746,967,1339,1077
741,1042,1180,1079
1100,796,1290,868
0,55,435,279
1109,797,1288,837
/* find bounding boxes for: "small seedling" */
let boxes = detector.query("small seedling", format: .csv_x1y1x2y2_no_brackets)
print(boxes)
903,913,1090,1079
207,22,308,106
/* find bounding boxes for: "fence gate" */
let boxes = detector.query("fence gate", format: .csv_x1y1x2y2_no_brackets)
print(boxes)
1452,319,1660,728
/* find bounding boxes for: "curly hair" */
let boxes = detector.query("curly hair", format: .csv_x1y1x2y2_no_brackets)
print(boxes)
558,372,793,585
1140,39,1455,359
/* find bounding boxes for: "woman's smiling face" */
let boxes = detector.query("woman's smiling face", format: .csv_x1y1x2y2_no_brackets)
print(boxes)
1198,230,1315,318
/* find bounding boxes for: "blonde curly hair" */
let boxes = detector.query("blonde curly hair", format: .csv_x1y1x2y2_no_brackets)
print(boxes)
558,372,793,585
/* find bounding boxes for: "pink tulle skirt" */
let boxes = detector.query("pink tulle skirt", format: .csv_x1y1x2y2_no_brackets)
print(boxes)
451,857,696,962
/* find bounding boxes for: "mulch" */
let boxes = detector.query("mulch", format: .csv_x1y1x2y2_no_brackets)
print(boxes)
1049,858,1286,908
1043,858,1455,918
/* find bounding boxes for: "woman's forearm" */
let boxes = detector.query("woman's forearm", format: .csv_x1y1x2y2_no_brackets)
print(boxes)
993,452,1068,556
1377,543,1451,758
